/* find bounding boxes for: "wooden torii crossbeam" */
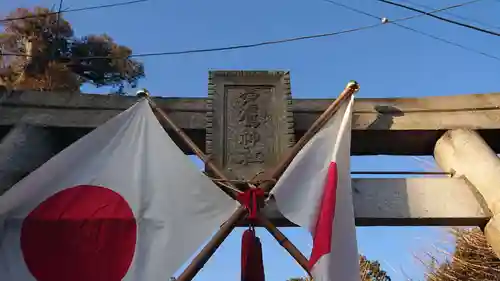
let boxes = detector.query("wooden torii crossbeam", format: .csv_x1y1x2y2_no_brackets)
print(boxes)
145,81,359,280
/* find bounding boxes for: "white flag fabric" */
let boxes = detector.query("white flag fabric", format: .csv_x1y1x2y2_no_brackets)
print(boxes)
270,96,360,281
0,99,237,281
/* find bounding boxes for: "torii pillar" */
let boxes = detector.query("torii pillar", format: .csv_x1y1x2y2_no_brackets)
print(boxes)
434,129,500,257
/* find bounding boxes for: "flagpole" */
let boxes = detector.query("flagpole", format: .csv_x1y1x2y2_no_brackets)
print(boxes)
255,80,359,277
259,215,312,272
259,80,360,193
139,90,241,198
139,90,312,278
169,81,360,281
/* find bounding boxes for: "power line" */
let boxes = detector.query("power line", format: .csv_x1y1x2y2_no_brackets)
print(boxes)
319,0,379,19
62,0,495,59
0,0,148,23
319,0,500,61
398,0,500,30
376,0,500,37
51,0,65,62
56,0,64,26
55,0,64,39
0,0,487,59
394,24,500,61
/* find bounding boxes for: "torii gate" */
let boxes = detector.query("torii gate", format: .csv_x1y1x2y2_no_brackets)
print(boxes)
1,71,500,277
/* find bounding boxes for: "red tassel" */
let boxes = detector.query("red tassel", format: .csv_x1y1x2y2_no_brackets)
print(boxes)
241,228,265,281
237,189,265,221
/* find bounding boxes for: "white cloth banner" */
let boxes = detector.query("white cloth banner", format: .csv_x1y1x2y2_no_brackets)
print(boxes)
0,99,237,281
270,96,360,281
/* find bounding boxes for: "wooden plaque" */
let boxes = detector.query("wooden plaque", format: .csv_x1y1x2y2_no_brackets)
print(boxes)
206,71,295,180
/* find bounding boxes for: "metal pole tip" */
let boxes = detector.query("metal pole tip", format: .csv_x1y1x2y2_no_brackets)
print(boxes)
136,88,150,97
346,80,360,92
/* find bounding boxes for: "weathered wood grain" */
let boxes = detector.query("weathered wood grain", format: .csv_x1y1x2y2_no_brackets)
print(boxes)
435,129,500,257
259,177,490,227
2,90,500,155
0,125,59,196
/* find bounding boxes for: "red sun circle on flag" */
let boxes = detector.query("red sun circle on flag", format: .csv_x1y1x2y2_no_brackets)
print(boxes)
20,185,137,281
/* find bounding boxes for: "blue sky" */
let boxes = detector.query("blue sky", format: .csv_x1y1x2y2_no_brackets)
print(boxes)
2,0,500,280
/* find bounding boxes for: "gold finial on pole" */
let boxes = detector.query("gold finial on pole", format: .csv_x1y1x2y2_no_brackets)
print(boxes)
136,88,150,98
346,80,360,93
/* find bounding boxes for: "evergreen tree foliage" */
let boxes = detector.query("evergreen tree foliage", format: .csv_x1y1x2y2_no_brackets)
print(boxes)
288,254,391,281
0,7,144,93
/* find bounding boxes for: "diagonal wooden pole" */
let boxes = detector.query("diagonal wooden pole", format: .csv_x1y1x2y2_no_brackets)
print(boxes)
258,215,311,271
258,80,359,193
246,80,360,276
154,80,360,281
143,94,240,198
144,92,312,278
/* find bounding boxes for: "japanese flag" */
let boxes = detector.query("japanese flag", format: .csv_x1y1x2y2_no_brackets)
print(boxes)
270,96,360,281
0,99,237,281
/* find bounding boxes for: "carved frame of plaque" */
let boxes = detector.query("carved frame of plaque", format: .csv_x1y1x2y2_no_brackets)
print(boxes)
206,71,295,181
